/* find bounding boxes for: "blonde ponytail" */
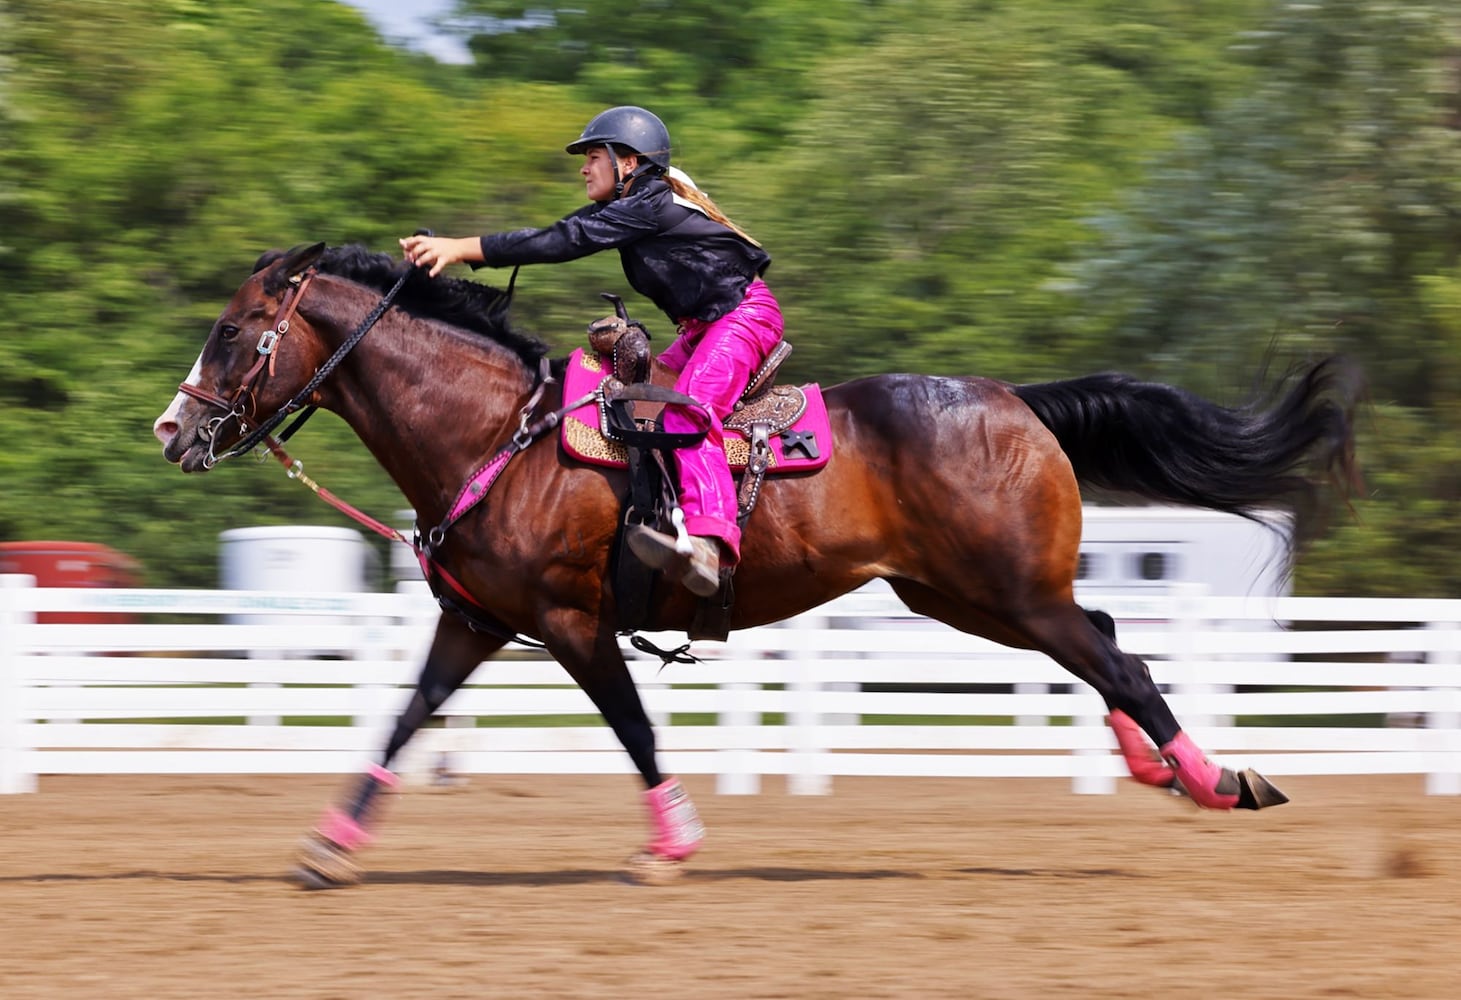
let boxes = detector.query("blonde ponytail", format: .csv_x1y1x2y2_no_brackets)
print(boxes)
664,168,762,248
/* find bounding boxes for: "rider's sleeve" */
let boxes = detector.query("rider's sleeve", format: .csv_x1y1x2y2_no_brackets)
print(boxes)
476,199,659,268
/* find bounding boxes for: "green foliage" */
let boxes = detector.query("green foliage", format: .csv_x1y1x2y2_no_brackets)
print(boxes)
0,0,477,584
3,0,1461,597
1300,404,1461,596
1068,0,1461,398
1053,0,1461,591
758,1,1207,381
451,0,869,122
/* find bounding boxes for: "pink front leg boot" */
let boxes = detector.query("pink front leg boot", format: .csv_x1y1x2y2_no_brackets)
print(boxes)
295,764,400,888
315,763,399,850
1108,710,1176,788
644,777,705,861
1159,731,1240,810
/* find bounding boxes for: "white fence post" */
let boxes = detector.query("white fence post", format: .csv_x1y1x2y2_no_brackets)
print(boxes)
0,575,38,794
716,679,761,795
1071,683,1114,795
1171,584,1217,732
1425,620,1461,795
351,596,396,737
786,639,830,796
1013,679,1051,729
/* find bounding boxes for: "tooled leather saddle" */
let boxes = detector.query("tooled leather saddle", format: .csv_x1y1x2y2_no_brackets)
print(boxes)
566,296,832,640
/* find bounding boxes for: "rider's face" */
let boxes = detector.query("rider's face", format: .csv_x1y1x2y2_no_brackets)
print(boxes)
582,147,637,202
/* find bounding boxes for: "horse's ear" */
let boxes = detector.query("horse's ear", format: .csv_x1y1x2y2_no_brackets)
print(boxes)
252,249,287,274
260,242,326,295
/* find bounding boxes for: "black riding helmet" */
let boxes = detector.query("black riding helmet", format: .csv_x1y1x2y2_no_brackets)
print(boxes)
565,106,671,198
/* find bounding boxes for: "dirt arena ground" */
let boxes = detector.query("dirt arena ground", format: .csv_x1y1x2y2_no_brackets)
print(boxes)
0,772,1457,999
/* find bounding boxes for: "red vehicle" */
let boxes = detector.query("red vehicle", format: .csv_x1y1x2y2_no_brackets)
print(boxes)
0,541,141,624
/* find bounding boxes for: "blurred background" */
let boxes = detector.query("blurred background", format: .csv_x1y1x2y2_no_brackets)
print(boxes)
1,0,1459,594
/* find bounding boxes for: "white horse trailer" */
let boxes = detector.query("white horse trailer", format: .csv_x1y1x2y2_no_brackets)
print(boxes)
1074,505,1290,605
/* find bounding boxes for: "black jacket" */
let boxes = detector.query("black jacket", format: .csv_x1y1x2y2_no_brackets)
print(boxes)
475,176,770,323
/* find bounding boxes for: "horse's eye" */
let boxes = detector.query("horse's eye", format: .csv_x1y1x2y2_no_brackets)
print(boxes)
219,324,241,342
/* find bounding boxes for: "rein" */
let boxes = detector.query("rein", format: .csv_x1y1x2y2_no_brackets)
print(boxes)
257,349,601,650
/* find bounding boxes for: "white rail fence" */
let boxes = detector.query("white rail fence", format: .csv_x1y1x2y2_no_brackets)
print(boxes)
3,575,1460,796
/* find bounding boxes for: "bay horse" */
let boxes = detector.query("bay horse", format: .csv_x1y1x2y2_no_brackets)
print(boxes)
154,242,1361,886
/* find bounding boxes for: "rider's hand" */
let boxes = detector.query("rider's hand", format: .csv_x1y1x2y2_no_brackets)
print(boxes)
399,235,481,278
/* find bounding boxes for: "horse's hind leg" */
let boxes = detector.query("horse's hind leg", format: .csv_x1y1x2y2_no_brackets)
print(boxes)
1075,604,1286,808
1081,610,1174,788
1028,601,1288,809
296,613,506,889
890,580,1285,811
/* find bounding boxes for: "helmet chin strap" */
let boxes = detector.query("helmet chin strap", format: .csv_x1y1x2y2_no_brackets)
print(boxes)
604,145,659,200
606,145,626,199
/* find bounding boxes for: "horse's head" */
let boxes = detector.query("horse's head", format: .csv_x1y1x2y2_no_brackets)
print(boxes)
154,242,328,472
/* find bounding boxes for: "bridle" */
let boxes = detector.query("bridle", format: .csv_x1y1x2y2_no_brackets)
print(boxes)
180,269,314,468
180,265,409,468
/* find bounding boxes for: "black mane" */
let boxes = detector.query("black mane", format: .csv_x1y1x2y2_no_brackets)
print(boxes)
255,244,549,368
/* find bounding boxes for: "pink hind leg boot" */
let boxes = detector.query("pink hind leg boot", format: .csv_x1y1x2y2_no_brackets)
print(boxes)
1159,731,1239,810
644,777,705,861
1108,710,1176,788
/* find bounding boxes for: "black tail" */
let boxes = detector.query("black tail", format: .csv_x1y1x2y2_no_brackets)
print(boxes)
1012,356,1364,536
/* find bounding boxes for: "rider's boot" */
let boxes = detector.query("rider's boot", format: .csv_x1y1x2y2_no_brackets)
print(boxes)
626,525,721,597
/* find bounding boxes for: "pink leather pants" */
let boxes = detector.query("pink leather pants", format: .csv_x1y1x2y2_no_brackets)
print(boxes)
658,279,784,564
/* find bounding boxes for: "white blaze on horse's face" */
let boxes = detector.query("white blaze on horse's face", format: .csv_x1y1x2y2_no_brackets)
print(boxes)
153,352,203,448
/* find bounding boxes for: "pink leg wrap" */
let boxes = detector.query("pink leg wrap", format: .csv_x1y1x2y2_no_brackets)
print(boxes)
315,764,399,851
366,762,400,788
644,777,705,861
1108,710,1176,788
1160,731,1239,810
317,807,373,852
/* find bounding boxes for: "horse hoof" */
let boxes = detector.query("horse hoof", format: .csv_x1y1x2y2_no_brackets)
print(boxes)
622,851,687,886
1235,768,1289,810
293,833,363,889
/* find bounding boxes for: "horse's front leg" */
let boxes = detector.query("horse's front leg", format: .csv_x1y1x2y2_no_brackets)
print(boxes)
295,612,505,889
539,606,705,880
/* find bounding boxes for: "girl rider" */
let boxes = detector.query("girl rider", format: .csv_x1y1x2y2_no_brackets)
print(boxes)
401,105,782,597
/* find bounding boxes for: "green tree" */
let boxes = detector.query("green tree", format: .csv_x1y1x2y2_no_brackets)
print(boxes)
1068,0,1461,397
0,0,517,584
449,0,869,121
1052,1,1461,592
759,0,1268,382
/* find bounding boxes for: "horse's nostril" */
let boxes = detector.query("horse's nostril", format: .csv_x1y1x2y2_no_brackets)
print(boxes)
154,421,179,447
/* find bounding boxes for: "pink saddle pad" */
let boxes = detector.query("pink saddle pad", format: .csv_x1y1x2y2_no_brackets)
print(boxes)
560,348,832,473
